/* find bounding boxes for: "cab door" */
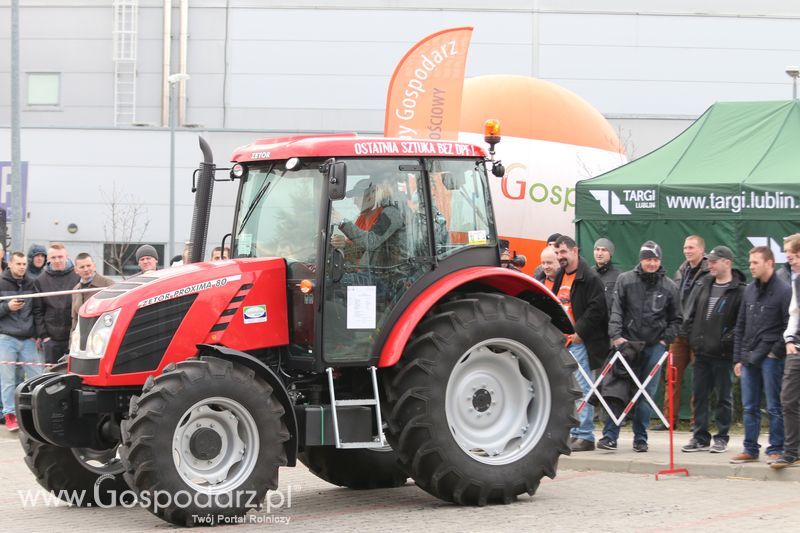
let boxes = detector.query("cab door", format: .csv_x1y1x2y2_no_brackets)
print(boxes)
321,159,431,364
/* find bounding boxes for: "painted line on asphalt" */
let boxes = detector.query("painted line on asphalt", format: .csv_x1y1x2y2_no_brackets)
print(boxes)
649,497,800,531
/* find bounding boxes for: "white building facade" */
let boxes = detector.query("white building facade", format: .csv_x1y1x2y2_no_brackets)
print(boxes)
1,0,798,272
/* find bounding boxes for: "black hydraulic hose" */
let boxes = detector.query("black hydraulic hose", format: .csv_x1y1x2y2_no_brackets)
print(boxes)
188,136,215,264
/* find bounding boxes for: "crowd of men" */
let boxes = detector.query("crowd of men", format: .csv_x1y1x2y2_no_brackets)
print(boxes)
536,232,800,469
4,232,800,471
0,242,229,432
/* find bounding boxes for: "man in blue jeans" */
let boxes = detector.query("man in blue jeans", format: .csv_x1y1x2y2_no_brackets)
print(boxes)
598,241,681,452
552,236,609,452
0,252,45,431
731,245,791,464
681,245,746,454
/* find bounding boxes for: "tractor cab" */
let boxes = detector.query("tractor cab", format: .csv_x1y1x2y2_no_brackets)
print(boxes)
229,137,500,370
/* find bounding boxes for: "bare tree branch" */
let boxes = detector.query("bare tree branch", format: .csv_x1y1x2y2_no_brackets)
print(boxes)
101,184,151,277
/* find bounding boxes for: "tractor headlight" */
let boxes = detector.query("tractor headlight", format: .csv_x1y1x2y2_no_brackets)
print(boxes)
70,321,81,355
87,309,121,358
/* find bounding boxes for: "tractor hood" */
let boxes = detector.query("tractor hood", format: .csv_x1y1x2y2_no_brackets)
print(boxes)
73,258,289,386
82,259,260,316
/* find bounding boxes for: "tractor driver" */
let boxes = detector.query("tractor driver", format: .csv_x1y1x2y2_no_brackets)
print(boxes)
330,177,405,269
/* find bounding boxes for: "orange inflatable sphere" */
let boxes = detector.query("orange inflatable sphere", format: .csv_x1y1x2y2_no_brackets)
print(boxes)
458,75,626,272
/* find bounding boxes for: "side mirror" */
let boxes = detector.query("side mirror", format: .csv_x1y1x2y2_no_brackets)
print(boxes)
491,162,505,177
325,159,347,200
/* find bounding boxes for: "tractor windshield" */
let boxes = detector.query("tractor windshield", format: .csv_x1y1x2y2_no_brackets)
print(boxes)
234,163,323,262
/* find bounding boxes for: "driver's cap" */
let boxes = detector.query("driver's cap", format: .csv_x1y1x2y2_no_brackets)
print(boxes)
345,178,374,198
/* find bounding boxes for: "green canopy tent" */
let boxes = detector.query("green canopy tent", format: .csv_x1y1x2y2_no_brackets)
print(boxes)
575,100,800,276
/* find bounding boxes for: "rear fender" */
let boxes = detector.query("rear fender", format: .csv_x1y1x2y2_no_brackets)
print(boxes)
196,344,298,466
377,267,573,368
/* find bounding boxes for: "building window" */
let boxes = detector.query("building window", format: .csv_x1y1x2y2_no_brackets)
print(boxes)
27,72,60,106
103,243,164,277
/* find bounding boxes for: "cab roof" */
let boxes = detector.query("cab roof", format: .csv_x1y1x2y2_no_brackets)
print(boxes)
230,133,487,162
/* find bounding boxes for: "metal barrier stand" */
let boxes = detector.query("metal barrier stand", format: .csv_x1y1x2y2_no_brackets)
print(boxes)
575,348,690,479
655,351,689,479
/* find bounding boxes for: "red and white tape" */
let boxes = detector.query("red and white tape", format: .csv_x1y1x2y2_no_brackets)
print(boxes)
0,361,55,367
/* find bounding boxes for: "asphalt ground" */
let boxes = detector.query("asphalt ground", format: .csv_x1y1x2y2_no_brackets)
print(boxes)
2,427,799,531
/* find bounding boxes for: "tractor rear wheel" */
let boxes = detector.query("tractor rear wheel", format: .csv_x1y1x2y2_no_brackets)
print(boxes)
384,292,579,505
299,445,407,489
120,356,289,526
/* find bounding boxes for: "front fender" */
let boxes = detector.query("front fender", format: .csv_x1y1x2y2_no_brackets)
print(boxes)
378,267,573,368
196,344,298,466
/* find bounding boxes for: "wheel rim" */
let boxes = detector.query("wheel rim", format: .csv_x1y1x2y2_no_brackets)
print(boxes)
72,445,125,475
445,338,551,465
172,396,260,493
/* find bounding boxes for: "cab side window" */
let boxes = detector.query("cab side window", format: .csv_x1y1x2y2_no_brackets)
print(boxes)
428,160,495,258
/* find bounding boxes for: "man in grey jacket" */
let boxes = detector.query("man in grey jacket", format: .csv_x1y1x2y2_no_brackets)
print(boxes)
597,240,681,453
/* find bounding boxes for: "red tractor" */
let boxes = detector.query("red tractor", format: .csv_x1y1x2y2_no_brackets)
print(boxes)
17,125,578,526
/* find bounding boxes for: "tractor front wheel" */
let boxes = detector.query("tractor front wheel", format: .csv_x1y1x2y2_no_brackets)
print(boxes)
120,356,289,526
20,431,130,507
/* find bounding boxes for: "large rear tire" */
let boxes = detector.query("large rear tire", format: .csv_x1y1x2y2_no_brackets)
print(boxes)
299,446,408,489
384,292,579,505
120,356,289,526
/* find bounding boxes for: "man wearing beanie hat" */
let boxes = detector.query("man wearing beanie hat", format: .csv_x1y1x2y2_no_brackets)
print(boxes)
546,233,562,247
597,239,681,453
594,237,620,313
135,244,159,274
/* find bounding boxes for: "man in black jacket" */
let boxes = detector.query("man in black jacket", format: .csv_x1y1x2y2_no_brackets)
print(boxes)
657,235,709,431
731,246,791,464
33,243,80,364
593,238,621,313
0,252,45,431
598,240,681,453
552,236,609,452
681,246,745,454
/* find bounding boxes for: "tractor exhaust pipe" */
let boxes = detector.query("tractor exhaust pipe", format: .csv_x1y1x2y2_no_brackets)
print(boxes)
188,136,215,264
